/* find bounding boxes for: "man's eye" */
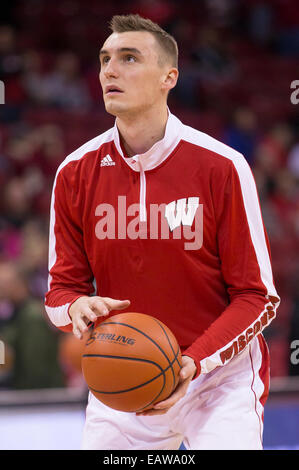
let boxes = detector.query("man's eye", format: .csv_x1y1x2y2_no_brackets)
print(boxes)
102,56,110,64
125,55,136,62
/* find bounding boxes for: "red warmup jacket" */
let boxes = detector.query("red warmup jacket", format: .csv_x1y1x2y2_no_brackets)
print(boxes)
45,110,280,378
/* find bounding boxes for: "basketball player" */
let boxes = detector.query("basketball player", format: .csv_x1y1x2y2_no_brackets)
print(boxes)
45,14,280,450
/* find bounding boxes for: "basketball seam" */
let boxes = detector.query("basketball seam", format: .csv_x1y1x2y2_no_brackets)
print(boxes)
84,348,180,412
153,318,182,387
99,320,176,375
82,349,179,395
140,345,181,412
83,354,166,412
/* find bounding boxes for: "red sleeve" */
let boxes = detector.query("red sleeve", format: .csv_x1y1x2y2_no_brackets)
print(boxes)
44,164,95,332
184,156,280,378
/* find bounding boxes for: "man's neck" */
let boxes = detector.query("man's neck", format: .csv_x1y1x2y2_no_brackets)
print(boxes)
116,105,169,158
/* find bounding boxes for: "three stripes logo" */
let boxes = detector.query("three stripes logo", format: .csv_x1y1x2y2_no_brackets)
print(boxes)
100,154,116,167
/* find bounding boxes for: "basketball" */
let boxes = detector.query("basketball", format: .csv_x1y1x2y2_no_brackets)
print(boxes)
81,312,182,412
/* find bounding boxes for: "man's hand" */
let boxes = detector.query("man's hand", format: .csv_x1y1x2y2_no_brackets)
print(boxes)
69,296,130,339
136,355,197,416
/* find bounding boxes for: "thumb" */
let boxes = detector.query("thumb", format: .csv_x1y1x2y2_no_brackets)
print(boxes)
180,358,196,381
180,367,189,381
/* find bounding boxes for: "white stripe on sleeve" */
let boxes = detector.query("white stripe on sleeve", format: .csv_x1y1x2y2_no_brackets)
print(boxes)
46,129,114,328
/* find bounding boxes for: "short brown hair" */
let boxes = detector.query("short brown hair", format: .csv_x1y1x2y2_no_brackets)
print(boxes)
109,14,178,68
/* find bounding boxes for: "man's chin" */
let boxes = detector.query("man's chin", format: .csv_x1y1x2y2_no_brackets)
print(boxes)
104,102,126,117
104,101,137,119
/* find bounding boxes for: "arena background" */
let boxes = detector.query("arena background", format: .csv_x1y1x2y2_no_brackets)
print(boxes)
0,0,298,450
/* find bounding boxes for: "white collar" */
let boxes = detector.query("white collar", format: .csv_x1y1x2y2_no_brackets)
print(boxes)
112,108,183,172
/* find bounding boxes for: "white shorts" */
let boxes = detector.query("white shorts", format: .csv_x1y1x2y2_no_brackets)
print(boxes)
81,334,269,450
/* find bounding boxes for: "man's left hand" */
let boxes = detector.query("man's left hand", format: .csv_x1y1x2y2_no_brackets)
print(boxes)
135,355,197,416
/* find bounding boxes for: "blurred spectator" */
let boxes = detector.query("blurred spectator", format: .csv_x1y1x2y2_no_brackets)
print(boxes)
21,50,49,105
4,125,39,177
171,56,202,108
254,123,294,179
274,0,299,56
130,0,176,26
204,0,237,28
1,177,33,228
0,261,64,389
248,2,275,47
222,107,259,165
269,168,299,250
288,143,299,178
172,25,238,108
1,122,65,216
18,218,49,298
0,25,23,78
28,124,65,180
191,27,237,87
23,51,92,109
0,25,24,121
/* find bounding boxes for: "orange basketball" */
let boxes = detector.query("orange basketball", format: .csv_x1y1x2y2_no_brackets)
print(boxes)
81,312,182,412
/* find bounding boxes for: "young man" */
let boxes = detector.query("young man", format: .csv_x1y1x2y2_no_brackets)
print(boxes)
45,14,280,450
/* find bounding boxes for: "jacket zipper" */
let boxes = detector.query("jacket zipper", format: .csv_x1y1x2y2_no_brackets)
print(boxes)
137,161,147,222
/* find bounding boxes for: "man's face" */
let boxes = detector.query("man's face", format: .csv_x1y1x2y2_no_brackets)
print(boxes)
99,31,173,117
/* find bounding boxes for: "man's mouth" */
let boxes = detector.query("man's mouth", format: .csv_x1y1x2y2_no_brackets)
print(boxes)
105,85,124,95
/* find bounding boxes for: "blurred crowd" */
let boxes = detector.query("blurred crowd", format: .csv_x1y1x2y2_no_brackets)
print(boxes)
0,0,298,389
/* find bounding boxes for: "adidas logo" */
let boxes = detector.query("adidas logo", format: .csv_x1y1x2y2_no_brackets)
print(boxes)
100,154,116,167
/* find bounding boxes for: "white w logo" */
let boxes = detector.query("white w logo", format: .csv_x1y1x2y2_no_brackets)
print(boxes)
164,197,200,231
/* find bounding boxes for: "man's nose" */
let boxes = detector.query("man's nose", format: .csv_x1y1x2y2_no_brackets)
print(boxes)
104,58,119,78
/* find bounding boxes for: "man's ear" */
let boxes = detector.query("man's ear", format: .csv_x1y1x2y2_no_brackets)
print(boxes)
162,68,179,92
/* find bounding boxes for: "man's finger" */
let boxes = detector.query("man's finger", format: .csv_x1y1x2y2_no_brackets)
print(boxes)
73,326,83,339
89,298,112,316
73,317,89,339
136,408,169,416
153,373,192,410
102,298,131,311
153,387,185,410
81,306,98,322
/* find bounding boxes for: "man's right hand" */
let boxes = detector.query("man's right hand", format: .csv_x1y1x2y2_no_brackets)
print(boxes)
69,296,131,339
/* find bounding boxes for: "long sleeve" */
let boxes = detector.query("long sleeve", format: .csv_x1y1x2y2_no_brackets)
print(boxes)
184,155,280,377
44,165,95,332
